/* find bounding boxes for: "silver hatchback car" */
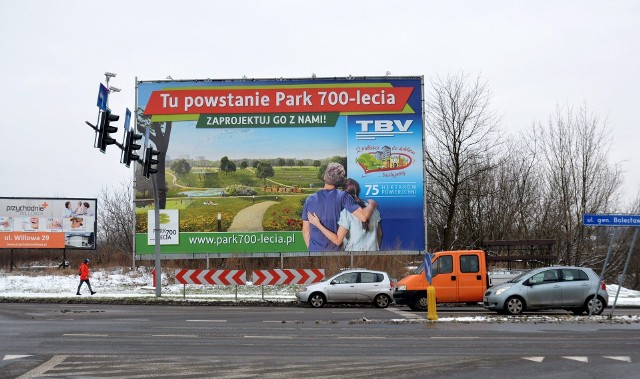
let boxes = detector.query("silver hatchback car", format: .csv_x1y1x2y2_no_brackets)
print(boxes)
296,269,394,308
483,266,608,315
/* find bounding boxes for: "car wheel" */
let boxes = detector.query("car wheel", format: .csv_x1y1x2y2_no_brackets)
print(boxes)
374,294,391,308
410,293,427,311
585,296,605,315
504,296,525,315
308,292,326,308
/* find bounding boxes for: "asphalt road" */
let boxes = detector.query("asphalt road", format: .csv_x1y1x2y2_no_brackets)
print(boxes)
1,304,639,378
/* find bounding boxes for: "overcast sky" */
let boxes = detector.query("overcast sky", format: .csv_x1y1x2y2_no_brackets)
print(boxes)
1,0,638,206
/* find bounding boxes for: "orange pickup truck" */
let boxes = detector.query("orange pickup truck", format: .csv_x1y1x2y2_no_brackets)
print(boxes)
393,250,523,311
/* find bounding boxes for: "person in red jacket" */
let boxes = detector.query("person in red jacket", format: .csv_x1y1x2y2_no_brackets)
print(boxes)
76,258,96,295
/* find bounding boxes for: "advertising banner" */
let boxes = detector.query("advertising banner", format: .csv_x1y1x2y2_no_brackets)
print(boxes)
0,197,97,249
147,209,179,245
135,76,424,256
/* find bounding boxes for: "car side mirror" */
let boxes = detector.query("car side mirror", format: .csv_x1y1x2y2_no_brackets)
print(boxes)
330,280,336,285
526,278,536,286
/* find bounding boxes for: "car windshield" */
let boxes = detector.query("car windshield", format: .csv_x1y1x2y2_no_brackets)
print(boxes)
508,271,530,283
413,264,424,275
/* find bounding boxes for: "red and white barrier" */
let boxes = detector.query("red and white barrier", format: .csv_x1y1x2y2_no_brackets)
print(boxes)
175,269,246,286
252,269,324,286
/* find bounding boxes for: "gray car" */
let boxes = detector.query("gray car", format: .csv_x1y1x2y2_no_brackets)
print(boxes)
483,266,608,315
296,269,394,308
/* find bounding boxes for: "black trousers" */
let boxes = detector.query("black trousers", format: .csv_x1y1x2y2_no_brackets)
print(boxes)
77,279,93,293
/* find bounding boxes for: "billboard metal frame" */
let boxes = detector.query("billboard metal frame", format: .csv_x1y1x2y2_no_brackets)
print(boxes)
0,196,98,250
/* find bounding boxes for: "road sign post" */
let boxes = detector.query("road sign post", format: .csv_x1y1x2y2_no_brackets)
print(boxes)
583,213,640,317
424,253,437,320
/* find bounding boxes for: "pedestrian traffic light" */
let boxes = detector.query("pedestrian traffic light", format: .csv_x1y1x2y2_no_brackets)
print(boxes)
97,110,119,153
143,146,160,178
121,128,143,167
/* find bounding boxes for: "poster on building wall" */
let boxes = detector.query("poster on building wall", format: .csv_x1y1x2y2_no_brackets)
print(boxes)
134,76,424,256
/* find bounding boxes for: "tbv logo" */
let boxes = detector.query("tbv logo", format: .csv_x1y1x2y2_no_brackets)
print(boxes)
355,120,413,140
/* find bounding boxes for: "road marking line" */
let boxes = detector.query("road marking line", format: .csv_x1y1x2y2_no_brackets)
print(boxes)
563,356,589,363
3,355,32,361
186,320,227,322
63,334,109,337
429,336,480,339
244,335,293,339
16,355,67,379
337,336,386,339
522,356,545,362
603,356,631,362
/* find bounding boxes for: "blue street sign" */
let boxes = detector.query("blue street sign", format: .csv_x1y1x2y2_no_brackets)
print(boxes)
97,83,109,111
144,125,150,149
124,108,131,131
423,252,432,284
583,214,640,227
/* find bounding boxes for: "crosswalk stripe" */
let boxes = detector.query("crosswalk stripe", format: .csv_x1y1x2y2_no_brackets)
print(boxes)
16,355,67,379
385,307,422,319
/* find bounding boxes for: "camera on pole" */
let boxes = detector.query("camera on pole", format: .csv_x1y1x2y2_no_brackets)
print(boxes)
97,110,119,153
121,128,143,167
143,146,160,178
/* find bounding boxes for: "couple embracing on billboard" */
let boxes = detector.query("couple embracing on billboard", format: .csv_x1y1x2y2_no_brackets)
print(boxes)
302,163,382,252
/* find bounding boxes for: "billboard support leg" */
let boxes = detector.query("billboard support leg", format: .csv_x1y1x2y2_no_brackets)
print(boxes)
152,174,162,298
58,249,68,269
10,249,15,272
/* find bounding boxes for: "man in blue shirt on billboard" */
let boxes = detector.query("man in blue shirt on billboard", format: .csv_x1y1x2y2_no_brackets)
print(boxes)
302,163,377,252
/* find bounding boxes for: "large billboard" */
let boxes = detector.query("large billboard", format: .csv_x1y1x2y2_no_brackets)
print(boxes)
135,76,424,256
0,197,97,249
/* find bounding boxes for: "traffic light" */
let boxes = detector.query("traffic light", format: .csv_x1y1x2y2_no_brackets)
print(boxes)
121,128,143,167
97,110,119,153
143,146,160,178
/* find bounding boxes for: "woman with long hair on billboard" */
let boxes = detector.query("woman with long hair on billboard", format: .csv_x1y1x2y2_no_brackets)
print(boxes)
307,178,382,251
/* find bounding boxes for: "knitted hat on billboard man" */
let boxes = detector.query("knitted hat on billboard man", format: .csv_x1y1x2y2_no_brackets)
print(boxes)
323,163,346,186
84,258,89,263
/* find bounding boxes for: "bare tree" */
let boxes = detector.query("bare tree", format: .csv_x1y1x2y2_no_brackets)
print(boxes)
425,72,502,250
97,179,135,265
537,104,622,265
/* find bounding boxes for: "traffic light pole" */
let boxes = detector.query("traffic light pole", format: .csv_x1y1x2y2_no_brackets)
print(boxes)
88,74,162,294
151,174,162,298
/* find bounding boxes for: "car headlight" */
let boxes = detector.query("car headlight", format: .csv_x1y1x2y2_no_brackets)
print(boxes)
299,287,308,293
397,284,407,291
495,286,511,295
